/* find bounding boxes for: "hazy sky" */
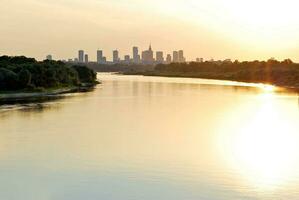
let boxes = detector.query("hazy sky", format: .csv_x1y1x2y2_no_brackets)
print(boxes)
1,0,299,61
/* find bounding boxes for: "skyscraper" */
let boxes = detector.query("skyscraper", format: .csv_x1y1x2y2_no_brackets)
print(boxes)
113,50,119,63
97,50,103,63
78,50,84,63
133,47,139,63
178,50,185,63
166,54,172,63
156,51,164,63
173,51,179,63
85,54,89,63
196,58,204,63
46,55,52,60
124,55,130,63
142,44,154,64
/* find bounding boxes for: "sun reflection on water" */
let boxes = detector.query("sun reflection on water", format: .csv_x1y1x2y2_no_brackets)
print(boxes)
260,84,275,92
218,90,299,190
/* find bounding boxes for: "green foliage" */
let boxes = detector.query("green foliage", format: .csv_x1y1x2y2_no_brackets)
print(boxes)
18,69,32,87
0,68,18,90
0,56,97,91
153,59,299,86
73,65,97,83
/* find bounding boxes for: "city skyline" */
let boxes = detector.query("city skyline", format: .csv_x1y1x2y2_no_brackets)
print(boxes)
44,44,190,63
2,0,299,62
62,45,187,64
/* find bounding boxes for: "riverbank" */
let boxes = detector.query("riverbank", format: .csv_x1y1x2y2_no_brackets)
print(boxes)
123,71,299,91
0,84,98,103
124,59,299,91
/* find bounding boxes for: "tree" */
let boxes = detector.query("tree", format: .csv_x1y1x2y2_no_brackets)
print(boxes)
0,68,18,90
72,65,97,83
18,69,32,88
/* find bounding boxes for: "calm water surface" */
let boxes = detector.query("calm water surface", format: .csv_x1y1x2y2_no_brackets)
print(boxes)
1,74,299,200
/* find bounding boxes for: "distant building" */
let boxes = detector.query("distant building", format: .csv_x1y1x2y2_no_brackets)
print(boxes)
113,50,119,63
178,50,185,63
223,59,232,63
74,58,79,62
102,57,107,63
166,54,172,63
68,59,73,62
173,51,179,63
133,47,140,63
78,50,84,63
142,45,154,64
85,54,89,63
137,55,141,63
196,58,204,63
97,50,103,63
124,55,130,63
156,51,164,64
46,55,52,60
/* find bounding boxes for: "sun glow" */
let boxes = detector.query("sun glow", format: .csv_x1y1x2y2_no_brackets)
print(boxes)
259,85,276,92
219,92,299,189
233,101,299,188
183,0,299,51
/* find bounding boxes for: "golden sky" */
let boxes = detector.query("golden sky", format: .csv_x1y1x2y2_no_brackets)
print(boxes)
1,0,299,61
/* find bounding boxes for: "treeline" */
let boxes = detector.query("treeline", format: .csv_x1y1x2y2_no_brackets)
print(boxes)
0,56,97,91
153,59,299,87
85,63,155,73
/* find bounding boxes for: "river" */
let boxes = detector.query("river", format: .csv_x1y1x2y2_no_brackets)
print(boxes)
1,73,299,200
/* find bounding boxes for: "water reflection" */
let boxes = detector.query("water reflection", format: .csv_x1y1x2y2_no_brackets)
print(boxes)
218,90,299,192
1,74,299,200
0,91,95,118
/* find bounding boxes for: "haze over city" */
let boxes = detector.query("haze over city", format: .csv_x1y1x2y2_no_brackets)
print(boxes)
2,0,299,61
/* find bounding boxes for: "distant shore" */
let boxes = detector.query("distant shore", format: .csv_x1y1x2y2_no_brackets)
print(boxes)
123,71,299,91
123,60,299,91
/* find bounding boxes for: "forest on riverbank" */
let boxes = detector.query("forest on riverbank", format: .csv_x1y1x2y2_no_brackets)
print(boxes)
0,56,97,92
130,59,299,88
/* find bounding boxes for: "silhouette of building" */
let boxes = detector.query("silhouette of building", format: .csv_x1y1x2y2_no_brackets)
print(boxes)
97,50,103,63
85,54,89,63
137,55,141,63
74,58,79,62
78,50,84,63
133,47,140,63
113,50,119,63
166,54,172,63
46,55,52,60
142,44,154,64
156,51,164,64
124,55,130,63
178,50,185,63
173,51,179,63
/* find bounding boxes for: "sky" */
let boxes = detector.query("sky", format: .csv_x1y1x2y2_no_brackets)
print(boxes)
1,0,299,61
